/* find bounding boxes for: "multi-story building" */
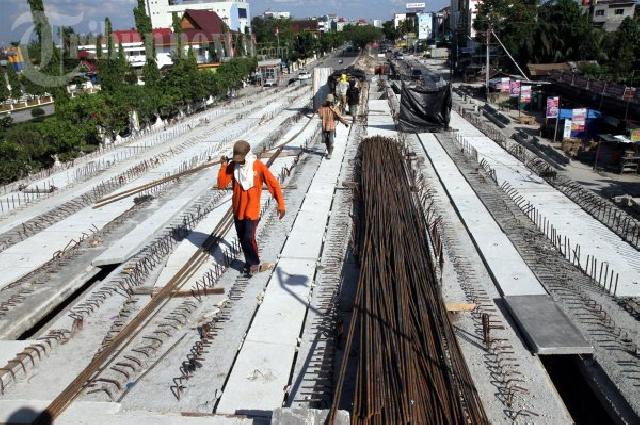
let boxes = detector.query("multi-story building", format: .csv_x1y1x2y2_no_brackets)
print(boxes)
77,9,245,71
590,0,636,31
262,10,290,19
394,12,407,28
145,0,251,34
450,0,479,40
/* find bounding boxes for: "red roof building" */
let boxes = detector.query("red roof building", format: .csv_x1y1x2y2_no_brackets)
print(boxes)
181,9,235,41
110,28,173,45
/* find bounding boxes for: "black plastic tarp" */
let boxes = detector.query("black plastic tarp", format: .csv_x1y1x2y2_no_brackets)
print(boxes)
397,82,452,133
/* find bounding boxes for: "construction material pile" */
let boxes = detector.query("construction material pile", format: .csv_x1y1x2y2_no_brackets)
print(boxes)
330,136,487,424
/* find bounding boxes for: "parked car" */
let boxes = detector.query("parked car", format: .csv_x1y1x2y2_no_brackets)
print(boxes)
264,78,278,87
298,71,311,81
411,69,423,80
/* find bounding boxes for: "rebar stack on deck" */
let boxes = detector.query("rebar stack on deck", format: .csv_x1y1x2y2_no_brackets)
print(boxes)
330,136,488,424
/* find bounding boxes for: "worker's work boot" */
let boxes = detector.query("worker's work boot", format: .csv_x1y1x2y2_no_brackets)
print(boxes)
249,263,275,274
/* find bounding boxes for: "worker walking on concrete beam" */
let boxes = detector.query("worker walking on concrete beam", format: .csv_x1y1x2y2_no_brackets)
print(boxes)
346,78,360,123
336,74,349,113
218,140,286,275
318,94,349,160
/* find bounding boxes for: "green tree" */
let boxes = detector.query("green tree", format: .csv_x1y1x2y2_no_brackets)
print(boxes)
105,18,115,59
59,26,75,58
343,25,383,49
6,66,21,97
172,13,184,60
134,0,158,89
531,0,594,62
608,17,640,82
96,34,103,59
382,20,398,41
134,0,153,58
0,71,9,102
474,0,537,66
27,0,51,45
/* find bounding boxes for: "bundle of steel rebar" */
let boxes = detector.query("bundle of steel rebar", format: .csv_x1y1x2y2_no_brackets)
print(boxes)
329,136,488,424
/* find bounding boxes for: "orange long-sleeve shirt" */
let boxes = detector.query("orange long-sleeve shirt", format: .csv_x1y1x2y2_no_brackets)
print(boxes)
217,159,285,220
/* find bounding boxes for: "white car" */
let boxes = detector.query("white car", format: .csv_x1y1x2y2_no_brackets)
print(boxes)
298,71,311,80
264,78,278,87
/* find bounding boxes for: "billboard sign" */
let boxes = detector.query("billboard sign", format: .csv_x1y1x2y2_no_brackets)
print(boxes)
546,96,559,119
630,128,640,143
418,12,433,40
406,2,426,9
500,77,510,93
509,80,521,97
571,108,587,137
563,119,572,139
520,85,532,104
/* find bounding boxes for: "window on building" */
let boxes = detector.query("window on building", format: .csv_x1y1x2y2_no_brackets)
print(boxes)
238,8,248,19
595,9,605,15
614,8,625,14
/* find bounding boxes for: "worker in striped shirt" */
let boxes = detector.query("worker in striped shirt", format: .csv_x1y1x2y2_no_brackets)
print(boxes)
317,94,349,160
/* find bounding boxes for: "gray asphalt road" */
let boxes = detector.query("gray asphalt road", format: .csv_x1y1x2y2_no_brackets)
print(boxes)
3,103,55,123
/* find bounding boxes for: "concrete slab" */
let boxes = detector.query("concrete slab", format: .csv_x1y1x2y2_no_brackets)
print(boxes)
92,194,202,266
0,340,35,369
216,338,296,416
272,407,349,425
418,133,547,297
505,295,593,355
450,112,640,297
0,400,253,424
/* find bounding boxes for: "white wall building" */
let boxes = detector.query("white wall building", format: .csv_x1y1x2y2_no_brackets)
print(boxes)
394,13,407,28
450,0,479,40
591,0,636,32
146,0,251,34
373,19,383,28
262,10,290,19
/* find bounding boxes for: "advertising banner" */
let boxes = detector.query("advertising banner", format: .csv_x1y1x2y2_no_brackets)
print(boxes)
418,12,433,40
520,85,532,104
631,128,640,143
563,119,572,139
509,80,521,97
571,108,587,137
546,96,559,119
500,77,510,93
406,2,426,8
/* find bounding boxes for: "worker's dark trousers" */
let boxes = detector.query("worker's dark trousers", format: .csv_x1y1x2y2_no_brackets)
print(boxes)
322,131,334,155
234,218,260,268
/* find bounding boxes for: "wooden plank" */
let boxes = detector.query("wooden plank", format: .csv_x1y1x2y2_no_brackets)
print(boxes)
445,302,476,313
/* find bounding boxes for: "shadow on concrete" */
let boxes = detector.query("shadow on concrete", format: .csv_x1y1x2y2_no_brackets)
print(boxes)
453,324,487,351
184,231,244,273
5,407,52,425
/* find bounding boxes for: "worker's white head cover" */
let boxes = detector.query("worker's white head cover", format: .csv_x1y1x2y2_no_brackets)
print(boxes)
234,152,256,191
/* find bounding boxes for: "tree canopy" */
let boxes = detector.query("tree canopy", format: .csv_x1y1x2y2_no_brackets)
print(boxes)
474,0,640,84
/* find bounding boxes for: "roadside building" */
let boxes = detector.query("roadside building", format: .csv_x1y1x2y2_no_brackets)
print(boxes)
262,10,290,19
76,9,248,71
450,0,479,40
145,0,251,34
590,0,636,31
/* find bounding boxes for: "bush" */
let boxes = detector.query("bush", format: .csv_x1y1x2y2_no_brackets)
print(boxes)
31,107,45,118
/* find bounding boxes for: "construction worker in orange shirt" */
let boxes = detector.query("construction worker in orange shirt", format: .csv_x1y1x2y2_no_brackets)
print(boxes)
218,140,285,275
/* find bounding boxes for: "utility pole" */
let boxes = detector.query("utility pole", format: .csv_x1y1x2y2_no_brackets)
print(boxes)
485,26,490,102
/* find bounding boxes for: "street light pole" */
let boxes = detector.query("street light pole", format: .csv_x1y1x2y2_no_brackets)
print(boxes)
485,26,490,102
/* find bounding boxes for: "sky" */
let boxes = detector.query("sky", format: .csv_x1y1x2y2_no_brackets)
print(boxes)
0,0,449,44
